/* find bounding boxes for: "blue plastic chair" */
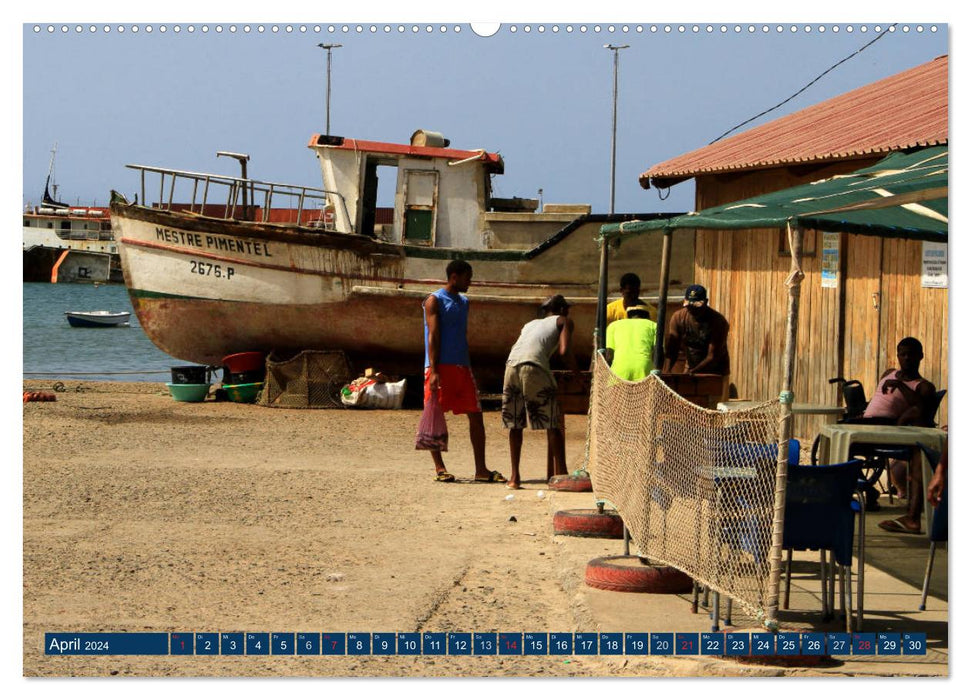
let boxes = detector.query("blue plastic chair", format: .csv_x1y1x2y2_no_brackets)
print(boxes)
703,439,801,630
781,458,865,632
917,442,948,610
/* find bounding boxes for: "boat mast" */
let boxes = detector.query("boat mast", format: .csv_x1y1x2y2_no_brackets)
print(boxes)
43,142,68,208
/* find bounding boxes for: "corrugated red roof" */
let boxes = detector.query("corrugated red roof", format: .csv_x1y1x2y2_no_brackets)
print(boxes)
641,55,948,189
308,134,505,173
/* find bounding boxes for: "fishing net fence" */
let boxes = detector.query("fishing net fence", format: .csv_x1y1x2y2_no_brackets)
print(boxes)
587,353,786,622
260,350,353,409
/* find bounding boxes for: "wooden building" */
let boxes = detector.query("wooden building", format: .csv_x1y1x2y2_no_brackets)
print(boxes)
639,56,948,438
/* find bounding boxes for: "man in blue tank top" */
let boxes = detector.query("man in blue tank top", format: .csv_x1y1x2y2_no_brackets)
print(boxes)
422,260,506,484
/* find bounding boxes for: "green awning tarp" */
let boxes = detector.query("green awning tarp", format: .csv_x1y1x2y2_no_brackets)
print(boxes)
602,146,947,243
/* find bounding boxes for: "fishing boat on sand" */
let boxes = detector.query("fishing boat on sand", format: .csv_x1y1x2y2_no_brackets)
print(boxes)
109,129,693,389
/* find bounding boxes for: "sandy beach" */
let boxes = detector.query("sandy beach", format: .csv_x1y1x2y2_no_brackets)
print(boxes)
22,380,947,678
21,380,620,677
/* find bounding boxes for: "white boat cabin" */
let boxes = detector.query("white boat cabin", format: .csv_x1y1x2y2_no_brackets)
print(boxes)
309,129,591,251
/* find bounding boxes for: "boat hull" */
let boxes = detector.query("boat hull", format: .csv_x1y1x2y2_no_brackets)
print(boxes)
65,312,131,328
111,202,688,390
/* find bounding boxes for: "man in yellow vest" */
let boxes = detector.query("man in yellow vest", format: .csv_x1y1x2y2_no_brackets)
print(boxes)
604,305,658,381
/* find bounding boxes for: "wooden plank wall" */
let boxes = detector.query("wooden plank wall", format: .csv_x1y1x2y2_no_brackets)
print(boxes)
879,238,949,425
693,164,948,441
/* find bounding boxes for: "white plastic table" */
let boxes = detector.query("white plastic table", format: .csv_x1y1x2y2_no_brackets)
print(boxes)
717,401,845,421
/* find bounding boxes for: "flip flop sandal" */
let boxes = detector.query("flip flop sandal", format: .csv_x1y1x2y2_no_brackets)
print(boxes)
878,517,923,535
474,470,507,483
434,472,456,483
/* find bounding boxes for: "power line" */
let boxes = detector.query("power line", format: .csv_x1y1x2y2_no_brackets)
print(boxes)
709,25,897,145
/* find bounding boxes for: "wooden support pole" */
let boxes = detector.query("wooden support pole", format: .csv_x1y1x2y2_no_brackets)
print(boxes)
596,236,610,351
764,222,804,631
654,227,673,369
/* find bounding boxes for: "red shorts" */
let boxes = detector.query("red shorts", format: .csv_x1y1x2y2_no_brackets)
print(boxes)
424,364,481,415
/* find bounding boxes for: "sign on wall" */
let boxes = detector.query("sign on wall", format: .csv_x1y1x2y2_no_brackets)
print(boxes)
821,232,839,289
921,241,948,288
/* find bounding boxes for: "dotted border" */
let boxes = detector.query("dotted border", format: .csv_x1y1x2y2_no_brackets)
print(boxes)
31,24,939,36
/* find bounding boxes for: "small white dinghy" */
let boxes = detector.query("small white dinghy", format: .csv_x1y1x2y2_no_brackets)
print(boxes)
65,311,131,328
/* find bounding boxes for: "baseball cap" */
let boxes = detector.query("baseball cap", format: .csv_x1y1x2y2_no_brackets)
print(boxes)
684,284,708,304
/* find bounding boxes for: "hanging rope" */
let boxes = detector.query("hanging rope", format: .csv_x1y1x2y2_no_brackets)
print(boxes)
709,24,897,145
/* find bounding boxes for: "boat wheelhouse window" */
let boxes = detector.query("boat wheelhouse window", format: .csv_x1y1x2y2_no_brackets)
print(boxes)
360,156,399,240
60,220,70,230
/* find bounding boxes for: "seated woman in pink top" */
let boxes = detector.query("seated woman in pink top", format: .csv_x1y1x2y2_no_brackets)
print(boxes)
864,337,937,534
863,337,936,426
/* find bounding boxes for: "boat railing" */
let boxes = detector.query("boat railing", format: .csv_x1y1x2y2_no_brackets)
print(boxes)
125,164,353,232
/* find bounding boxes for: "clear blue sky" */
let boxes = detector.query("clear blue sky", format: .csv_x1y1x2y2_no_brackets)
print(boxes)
21,20,946,215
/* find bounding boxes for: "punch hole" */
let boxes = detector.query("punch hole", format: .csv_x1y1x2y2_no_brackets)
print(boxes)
468,23,495,35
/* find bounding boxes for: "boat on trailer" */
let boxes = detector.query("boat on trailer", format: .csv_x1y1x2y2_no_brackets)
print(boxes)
109,129,693,389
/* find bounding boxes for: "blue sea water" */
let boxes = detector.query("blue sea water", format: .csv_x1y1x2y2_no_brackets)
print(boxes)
22,282,181,382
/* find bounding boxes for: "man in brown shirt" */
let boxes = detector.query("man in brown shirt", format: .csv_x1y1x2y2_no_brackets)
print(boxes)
663,284,730,375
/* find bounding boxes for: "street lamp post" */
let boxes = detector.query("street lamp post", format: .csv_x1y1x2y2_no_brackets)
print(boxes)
596,44,629,355
317,43,342,136
604,44,629,215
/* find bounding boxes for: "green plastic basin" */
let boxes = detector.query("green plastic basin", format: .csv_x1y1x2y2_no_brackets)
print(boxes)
166,382,210,402
224,382,263,404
